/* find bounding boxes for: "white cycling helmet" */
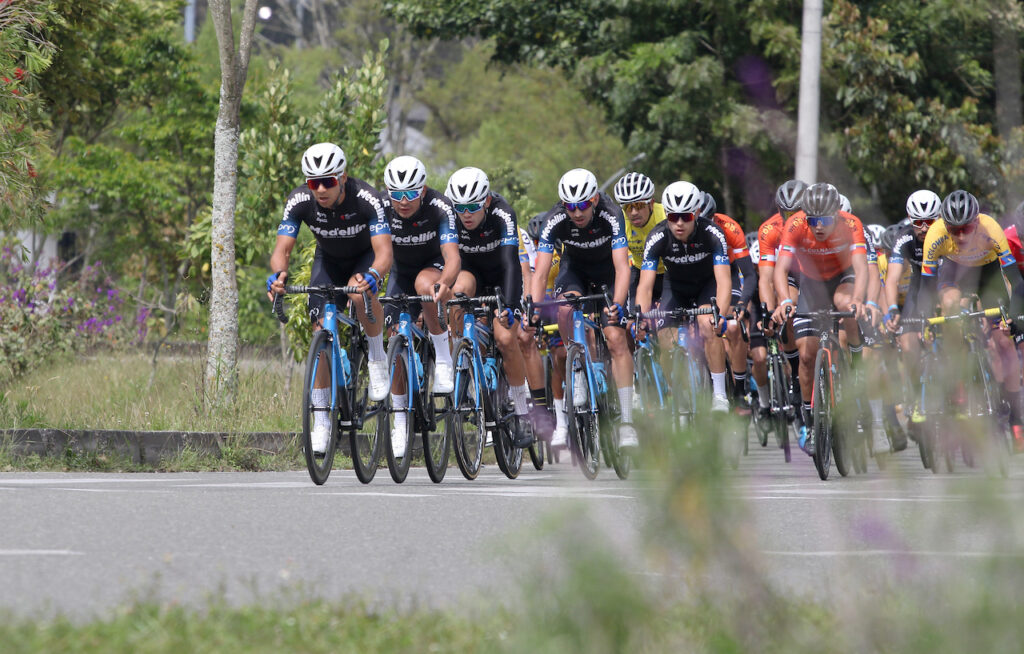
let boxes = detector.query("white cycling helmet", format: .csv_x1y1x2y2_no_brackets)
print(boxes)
301,142,347,178
558,168,599,204
661,181,702,214
613,172,655,204
445,166,490,204
906,189,941,221
383,155,427,191
865,223,886,249
748,238,759,263
839,194,852,214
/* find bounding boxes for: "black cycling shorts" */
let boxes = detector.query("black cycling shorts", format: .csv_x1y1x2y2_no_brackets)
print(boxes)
383,255,445,327
307,247,374,324
793,268,856,340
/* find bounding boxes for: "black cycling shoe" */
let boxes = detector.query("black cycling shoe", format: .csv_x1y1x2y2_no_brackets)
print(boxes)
758,404,772,420
512,420,535,448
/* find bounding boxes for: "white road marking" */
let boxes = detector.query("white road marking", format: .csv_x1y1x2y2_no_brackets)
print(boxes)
762,549,1024,558
318,492,433,498
0,549,84,556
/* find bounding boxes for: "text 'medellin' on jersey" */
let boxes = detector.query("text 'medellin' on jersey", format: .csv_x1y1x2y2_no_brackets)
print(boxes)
641,219,729,284
276,176,389,258
537,193,627,263
383,187,459,270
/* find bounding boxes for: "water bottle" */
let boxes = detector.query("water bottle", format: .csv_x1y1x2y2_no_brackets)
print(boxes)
340,349,352,387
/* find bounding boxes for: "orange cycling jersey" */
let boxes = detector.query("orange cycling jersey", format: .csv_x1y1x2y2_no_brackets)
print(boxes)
778,211,867,281
757,213,785,270
711,213,749,263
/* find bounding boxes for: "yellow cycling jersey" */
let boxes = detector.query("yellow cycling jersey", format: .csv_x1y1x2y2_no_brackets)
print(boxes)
877,251,911,303
627,203,666,274
546,249,561,298
921,213,1015,276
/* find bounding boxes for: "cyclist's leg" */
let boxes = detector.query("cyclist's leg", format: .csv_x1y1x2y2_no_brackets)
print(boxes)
748,301,770,414
414,260,455,392
449,269,479,335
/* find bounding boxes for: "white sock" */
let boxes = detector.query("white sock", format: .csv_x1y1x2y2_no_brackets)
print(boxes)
618,386,633,424
392,394,408,432
368,333,386,361
758,386,769,408
511,383,529,416
311,388,330,429
430,331,452,364
554,398,567,429
712,372,726,397
870,398,883,425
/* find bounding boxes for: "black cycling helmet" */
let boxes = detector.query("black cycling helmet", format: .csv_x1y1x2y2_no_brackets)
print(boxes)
775,179,807,213
940,190,979,227
527,213,547,242
801,182,841,217
880,225,900,253
698,191,717,221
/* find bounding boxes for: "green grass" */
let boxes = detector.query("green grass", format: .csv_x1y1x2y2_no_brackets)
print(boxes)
0,351,304,432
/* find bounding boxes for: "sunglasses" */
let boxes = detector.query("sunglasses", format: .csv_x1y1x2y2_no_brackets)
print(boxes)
947,222,977,237
563,199,594,212
622,201,650,213
389,188,423,202
453,201,486,214
911,218,936,229
806,215,836,229
666,211,697,224
306,175,340,191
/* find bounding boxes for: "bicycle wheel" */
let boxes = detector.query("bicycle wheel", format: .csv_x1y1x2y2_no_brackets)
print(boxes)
384,335,414,483
451,340,485,480
669,348,696,429
596,375,631,480
830,353,852,478
492,370,524,479
418,341,451,483
634,348,661,420
971,349,1008,478
301,330,340,485
566,343,600,479
811,347,833,480
348,337,384,484
769,354,791,462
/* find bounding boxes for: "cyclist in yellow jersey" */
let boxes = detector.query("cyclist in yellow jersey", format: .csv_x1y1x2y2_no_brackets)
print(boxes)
614,172,665,308
918,190,1024,437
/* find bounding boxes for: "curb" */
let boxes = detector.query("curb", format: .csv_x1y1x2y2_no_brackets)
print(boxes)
0,429,298,464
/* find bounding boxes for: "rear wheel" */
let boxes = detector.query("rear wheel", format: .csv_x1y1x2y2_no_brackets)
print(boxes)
492,369,524,479
419,341,451,483
669,348,696,430
349,337,384,484
302,330,339,486
811,347,833,480
769,355,792,462
384,336,414,483
566,343,600,480
451,340,484,480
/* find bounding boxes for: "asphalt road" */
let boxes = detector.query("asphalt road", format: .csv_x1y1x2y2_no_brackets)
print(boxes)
2,438,1023,621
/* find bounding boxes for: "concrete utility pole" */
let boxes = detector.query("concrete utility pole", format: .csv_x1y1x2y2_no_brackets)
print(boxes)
795,0,822,185
184,0,197,43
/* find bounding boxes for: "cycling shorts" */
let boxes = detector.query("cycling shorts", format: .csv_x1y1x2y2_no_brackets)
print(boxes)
794,268,856,340
383,255,445,327
307,247,374,324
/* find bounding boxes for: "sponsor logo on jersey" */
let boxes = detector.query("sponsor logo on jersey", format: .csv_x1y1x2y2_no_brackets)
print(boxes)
308,223,367,239
394,230,438,245
460,241,500,254
665,252,711,264
283,191,311,220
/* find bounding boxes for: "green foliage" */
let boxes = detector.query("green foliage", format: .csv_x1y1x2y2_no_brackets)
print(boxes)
0,0,57,227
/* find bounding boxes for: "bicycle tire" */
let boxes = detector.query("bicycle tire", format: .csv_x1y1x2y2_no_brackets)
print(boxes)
419,341,451,483
596,374,631,480
302,330,340,485
451,340,485,480
349,335,384,484
633,348,661,420
769,354,791,462
669,348,696,429
811,347,833,480
492,369,524,479
384,335,414,483
566,343,600,479
830,351,851,478
972,348,1008,478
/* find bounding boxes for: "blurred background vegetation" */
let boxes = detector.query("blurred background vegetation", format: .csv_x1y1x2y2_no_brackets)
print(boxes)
2,0,1024,363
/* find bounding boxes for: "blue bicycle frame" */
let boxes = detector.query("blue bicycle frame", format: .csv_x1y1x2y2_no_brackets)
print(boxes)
455,311,502,424
568,305,611,415
634,332,669,409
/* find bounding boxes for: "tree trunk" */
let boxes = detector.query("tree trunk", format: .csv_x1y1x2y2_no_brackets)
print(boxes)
992,1,1024,216
206,0,257,408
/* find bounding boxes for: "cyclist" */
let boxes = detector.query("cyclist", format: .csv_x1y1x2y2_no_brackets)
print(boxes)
445,166,533,448
531,168,638,449
743,232,771,418
758,180,806,417
614,171,665,309
917,190,1024,442
771,182,870,454
267,142,392,454
699,191,757,411
381,155,460,457
636,181,733,412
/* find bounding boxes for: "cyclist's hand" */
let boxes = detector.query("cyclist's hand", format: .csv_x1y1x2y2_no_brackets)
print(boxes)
499,308,516,329
529,307,542,326
734,307,748,322
356,271,378,295
604,302,623,322
432,282,451,304
864,302,881,327
884,310,901,333
266,271,287,301
847,301,863,320
771,302,791,327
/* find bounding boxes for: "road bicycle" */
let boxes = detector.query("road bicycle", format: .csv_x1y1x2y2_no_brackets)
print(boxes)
530,288,630,480
447,290,535,480
761,303,794,463
379,290,453,483
273,285,383,485
631,321,670,421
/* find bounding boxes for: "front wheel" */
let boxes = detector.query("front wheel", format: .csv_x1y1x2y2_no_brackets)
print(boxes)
491,369,524,480
302,330,339,486
811,347,833,481
566,343,600,480
420,340,451,483
384,336,414,483
349,337,384,484
451,340,484,480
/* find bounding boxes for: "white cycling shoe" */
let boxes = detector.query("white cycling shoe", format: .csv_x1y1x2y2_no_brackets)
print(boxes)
310,424,331,455
367,359,389,402
712,394,730,413
550,425,568,448
618,424,639,450
433,360,455,394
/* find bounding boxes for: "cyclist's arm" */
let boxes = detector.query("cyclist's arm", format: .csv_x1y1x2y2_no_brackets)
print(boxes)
867,260,881,307
850,250,868,306
773,253,795,306
611,246,630,308
499,242,521,308
736,254,757,307
532,251,553,303
713,263,732,315
368,233,393,282
438,241,461,289
636,270,657,315
269,234,297,278
759,263,777,312
884,260,904,312
521,261,533,298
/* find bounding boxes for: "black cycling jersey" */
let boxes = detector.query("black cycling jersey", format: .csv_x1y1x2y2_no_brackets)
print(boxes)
890,224,924,278
641,219,729,290
276,176,389,258
537,193,627,268
383,187,459,271
456,192,521,307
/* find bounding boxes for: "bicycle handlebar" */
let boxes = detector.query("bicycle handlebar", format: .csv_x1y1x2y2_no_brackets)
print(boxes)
900,306,1006,327
272,285,374,325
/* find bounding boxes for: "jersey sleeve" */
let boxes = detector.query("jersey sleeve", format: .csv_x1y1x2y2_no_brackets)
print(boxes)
640,229,666,271
778,215,805,261
607,207,628,250
921,222,947,277
707,224,730,266
891,231,914,266
538,213,564,254
757,219,779,269
277,187,310,238
716,215,749,262
434,198,459,245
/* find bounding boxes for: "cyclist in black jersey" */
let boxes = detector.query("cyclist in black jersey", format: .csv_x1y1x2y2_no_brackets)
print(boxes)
445,166,533,447
267,142,393,454
531,168,638,450
380,155,460,456
636,181,733,413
